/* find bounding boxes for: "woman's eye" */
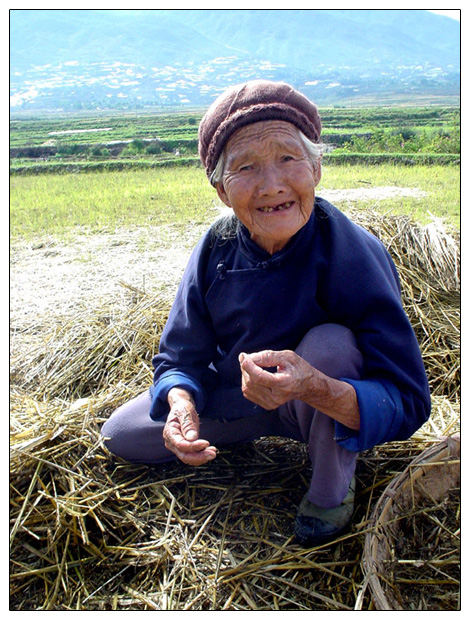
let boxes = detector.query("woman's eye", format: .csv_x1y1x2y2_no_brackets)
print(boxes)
282,155,294,162
239,164,253,171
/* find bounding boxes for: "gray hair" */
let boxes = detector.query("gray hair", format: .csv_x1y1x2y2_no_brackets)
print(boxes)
209,129,323,187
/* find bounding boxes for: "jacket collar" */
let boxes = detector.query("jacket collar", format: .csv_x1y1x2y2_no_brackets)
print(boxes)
236,199,319,266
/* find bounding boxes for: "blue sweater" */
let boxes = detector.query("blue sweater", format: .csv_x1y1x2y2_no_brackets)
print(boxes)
150,198,431,452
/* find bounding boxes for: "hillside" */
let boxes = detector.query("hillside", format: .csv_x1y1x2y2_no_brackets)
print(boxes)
10,9,460,112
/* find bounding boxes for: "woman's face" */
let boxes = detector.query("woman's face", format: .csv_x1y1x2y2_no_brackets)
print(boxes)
216,120,321,255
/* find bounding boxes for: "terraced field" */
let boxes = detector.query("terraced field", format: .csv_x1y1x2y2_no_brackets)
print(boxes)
10,106,460,175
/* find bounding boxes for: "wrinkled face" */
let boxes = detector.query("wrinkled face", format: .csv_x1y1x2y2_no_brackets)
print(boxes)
216,120,321,255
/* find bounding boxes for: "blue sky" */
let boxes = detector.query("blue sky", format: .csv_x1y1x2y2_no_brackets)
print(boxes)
7,6,462,20
428,10,460,21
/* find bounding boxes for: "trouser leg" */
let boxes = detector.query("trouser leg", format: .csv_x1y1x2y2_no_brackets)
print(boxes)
101,323,363,507
278,323,363,508
101,389,281,465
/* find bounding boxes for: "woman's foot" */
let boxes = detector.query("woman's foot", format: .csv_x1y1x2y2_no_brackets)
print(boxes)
294,478,355,546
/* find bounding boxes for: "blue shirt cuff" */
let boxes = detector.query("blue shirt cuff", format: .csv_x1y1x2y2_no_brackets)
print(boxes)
149,371,206,420
334,378,405,452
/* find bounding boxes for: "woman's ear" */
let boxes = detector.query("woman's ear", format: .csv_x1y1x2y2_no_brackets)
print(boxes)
215,183,232,209
313,157,322,188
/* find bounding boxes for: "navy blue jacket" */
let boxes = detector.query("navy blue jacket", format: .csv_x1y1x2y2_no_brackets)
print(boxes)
150,198,431,452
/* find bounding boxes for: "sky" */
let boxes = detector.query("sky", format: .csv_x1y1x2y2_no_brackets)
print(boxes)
427,10,460,21
5,5,463,18
6,6,463,25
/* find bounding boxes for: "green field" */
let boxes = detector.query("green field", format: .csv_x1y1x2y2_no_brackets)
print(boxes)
10,163,460,238
10,107,459,149
10,106,460,174
10,106,460,236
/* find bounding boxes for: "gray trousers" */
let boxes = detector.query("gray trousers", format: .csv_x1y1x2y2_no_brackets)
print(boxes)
101,323,362,508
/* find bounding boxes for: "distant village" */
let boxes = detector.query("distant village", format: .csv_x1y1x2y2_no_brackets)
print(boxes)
10,55,458,113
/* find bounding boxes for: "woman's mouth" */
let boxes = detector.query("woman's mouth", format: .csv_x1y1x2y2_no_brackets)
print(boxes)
257,201,294,213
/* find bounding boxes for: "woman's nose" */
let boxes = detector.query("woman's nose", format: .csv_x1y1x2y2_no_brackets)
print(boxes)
258,164,285,196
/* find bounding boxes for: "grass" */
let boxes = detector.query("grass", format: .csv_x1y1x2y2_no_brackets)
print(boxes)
10,164,460,239
318,164,460,228
10,106,457,148
10,168,217,238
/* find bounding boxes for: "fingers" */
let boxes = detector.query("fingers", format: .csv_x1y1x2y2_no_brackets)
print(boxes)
240,351,293,391
239,352,279,409
164,420,217,465
171,444,218,467
163,400,217,466
239,349,313,409
241,349,285,369
168,394,200,441
179,408,199,441
164,416,208,451
239,352,278,387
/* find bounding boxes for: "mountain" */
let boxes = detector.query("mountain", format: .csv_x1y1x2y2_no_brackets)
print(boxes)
10,9,460,113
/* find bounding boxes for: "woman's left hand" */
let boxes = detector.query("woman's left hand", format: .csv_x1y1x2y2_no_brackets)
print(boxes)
239,349,315,410
239,348,361,431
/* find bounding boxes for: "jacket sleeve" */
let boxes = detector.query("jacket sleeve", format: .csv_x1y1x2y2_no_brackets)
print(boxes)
150,233,217,420
320,221,431,452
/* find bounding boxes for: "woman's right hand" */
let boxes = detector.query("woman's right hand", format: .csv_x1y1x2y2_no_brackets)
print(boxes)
163,388,217,466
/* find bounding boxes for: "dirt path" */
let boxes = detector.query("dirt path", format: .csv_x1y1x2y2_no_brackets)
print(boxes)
10,224,207,333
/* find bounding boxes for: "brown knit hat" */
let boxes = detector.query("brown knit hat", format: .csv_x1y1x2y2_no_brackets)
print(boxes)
198,79,322,178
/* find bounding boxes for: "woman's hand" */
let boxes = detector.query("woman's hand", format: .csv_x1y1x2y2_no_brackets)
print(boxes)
163,388,217,466
239,350,360,430
239,350,314,410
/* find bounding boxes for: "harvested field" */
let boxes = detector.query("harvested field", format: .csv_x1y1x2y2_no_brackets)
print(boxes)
10,206,460,610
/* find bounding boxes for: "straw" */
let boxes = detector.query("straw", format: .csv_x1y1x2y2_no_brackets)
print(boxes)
361,437,460,610
10,210,460,610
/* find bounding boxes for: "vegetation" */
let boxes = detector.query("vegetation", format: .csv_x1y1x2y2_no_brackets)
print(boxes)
9,105,461,234
10,107,460,175
10,163,459,238
10,168,216,238
320,164,459,228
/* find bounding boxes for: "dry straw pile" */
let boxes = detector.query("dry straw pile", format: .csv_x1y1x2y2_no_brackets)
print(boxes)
10,210,460,610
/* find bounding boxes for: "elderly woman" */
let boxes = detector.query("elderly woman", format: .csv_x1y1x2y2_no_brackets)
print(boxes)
101,80,430,546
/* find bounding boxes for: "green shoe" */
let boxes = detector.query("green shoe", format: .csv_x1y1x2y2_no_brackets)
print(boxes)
294,478,355,546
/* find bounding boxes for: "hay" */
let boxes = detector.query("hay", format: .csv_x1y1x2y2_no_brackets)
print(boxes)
10,210,460,610
348,209,460,400
387,485,460,610
10,283,169,401
362,436,460,610
11,212,460,404
10,398,458,611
